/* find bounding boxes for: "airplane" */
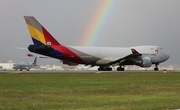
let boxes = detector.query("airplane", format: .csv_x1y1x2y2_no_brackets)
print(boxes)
26,52,34,57
24,16,170,71
13,57,37,71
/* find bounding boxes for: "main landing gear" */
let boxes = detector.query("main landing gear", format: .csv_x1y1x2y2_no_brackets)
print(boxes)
117,65,124,71
98,66,112,71
154,64,159,71
97,65,125,71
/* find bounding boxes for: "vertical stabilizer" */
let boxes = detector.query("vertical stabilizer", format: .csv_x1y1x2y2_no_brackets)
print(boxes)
32,57,37,66
24,16,61,46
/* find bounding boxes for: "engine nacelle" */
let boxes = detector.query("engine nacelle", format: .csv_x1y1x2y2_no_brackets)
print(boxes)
62,60,79,66
140,57,152,67
133,57,152,67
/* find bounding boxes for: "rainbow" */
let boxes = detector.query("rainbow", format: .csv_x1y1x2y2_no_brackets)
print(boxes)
80,0,121,46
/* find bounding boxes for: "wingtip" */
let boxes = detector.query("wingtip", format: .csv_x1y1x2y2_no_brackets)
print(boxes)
24,16,34,19
131,49,139,54
131,48,142,56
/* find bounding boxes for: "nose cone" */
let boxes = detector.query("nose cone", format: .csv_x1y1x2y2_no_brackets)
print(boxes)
165,53,170,61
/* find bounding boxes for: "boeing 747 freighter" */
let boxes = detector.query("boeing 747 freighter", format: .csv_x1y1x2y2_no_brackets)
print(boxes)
24,16,169,71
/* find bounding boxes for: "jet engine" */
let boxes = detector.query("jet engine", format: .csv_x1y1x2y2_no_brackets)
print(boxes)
133,57,152,67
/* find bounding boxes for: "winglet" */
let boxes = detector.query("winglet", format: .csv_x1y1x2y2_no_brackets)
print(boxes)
131,49,141,55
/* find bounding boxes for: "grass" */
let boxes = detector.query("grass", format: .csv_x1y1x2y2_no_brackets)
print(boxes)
0,72,180,110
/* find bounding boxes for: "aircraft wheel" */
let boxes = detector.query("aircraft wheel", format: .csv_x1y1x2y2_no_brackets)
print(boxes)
117,67,124,71
154,67,158,71
108,68,112,71
98,67,112,71
98,67,103,71
154,64,159,71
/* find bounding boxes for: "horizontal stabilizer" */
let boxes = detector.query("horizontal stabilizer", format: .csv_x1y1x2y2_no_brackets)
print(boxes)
26,52,34,57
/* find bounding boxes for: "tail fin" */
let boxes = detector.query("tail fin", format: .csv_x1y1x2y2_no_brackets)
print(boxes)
32,57,37,66
24,16,61,46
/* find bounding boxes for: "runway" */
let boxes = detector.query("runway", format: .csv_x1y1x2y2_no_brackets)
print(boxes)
0,69,178,74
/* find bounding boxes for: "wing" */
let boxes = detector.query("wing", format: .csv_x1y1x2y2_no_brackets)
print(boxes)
109,48,142,66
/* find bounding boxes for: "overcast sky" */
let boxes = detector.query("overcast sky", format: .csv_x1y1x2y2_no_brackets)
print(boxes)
0,0,180,66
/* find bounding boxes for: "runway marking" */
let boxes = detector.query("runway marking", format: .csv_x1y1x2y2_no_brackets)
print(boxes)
95,71,102,74
12,71,22,74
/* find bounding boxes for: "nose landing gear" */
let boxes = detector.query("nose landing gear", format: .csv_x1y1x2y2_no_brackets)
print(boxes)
154,64,159,71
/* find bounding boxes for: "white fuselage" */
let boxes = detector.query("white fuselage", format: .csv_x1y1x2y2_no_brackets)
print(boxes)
13,63,33,70
68,45,169,65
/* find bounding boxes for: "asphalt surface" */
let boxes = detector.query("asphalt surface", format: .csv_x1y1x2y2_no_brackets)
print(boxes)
0,70,177,74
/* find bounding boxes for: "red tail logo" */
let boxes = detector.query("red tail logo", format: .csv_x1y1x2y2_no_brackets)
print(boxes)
155,49,158,54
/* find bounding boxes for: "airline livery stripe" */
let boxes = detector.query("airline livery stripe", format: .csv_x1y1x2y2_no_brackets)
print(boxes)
42,27,60,46
27,24,46,45
52,45,85,64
